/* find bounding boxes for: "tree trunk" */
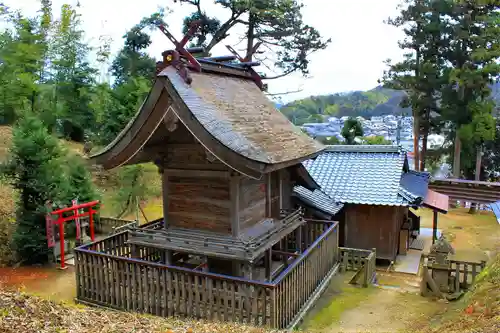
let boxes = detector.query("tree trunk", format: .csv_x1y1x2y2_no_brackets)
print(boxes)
468,145,483,214
413,48,421,171
420,131,428,171
420,108,431,171
245,12,256,61
413,114,420,171
452,130,461,178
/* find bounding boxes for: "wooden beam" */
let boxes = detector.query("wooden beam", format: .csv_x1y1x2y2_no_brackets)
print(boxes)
273,250,300,258
230,175,240,237
164,168,230,179
279,169,284,210
432,210,438,244
162,172,169,229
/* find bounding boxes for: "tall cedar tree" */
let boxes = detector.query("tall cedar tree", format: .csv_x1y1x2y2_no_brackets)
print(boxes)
383,0,448,171
51,4,97,142
1,115,69,263
439,1,499,180
172,0,330,81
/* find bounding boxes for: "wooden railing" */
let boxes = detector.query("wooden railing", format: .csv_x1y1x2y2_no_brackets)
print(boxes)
339,247,377,287
272,222,340,328
95,217,137,234
421,256,486,296
74,221,340,329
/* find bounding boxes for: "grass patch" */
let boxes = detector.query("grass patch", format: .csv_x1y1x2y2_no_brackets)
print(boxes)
301,274,376,330
414,207,500,257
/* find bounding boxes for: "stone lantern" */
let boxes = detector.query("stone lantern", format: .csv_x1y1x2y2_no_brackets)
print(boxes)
428,235,455,292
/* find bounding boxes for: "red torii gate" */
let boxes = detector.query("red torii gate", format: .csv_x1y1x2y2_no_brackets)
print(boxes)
47,200,99,269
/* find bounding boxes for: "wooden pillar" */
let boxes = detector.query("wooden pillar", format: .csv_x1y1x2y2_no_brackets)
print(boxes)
161,170,169,230
131,244,139,259
202,256,209,272
296,226,303,253
432,210,438,244
242,262,253,280
160,169,174,263
281,239,288,267
279,170,284,211
232,261,242,277
230,175,240,237
265,173,272,216
264,249,272,281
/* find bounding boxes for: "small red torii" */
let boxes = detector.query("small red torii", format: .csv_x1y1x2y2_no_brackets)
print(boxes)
47,200,99,269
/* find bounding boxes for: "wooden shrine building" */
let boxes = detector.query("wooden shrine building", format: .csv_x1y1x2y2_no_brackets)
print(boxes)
73,26,373,330
293,145,435,261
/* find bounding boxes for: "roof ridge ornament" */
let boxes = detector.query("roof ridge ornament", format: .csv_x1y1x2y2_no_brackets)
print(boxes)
225,44,264,90
157,21,202,72
155,21,202,84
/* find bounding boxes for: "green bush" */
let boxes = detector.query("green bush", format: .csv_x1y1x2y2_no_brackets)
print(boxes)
1,114,99,264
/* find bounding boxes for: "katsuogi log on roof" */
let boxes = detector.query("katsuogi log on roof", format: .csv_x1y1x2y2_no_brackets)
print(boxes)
90,49,323,178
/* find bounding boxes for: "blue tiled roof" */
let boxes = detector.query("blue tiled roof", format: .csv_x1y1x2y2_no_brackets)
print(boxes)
399,170,430,203
303,145,421,206
293,186,344,216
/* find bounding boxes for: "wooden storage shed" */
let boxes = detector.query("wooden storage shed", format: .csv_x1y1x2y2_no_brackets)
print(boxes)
293,145,431,261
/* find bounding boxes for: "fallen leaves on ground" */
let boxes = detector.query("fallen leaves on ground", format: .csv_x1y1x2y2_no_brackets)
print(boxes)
0,290,281,333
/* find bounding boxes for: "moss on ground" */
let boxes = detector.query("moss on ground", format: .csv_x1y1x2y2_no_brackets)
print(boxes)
301,274,376,331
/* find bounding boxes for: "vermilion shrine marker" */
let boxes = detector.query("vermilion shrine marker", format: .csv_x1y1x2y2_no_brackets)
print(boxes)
48,200,99,269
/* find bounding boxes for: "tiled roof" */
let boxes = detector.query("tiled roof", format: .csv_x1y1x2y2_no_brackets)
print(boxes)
399,170,430,203
160,67,324,164
293,186,344,216
303,145,421,206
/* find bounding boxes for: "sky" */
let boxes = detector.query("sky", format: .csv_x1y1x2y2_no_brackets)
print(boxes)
3,0,407,102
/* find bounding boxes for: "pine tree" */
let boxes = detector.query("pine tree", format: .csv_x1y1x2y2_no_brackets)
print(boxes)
64,153,99,205
1,114,69,264
171,0,330,80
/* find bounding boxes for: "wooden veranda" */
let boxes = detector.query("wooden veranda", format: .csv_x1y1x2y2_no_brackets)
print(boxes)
74,219,343,329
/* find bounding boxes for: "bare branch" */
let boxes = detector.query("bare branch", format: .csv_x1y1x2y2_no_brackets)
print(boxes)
266,88,304,96
205,13,244,51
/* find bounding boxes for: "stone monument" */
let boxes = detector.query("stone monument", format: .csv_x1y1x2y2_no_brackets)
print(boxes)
428,235,455,292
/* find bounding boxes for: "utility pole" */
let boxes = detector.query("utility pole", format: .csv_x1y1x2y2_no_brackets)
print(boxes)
396,115,402,145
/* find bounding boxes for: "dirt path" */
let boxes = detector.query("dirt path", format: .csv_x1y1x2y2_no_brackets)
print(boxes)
332,288,442,333
302,275,446,333
335,289,401,332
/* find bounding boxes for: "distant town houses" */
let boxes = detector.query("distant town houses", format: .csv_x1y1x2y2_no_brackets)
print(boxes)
300,115,445,153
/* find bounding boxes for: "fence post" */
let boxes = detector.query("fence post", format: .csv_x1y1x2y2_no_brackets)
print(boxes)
362,258,368,287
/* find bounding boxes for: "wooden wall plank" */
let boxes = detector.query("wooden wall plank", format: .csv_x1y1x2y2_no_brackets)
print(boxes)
239,177,267,230
164,144,229,171
168,176,231,234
